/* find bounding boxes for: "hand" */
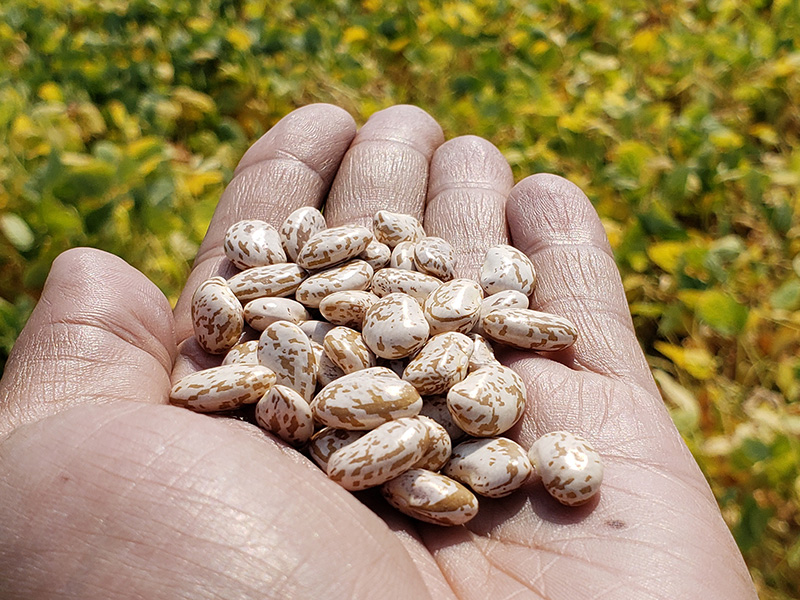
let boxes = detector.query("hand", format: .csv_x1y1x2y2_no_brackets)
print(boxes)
0,104,757,599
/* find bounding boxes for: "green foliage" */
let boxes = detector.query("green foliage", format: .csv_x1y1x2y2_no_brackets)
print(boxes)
1,0,799,596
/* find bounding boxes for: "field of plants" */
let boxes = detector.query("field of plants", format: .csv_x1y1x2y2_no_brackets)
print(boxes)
1,0,798,596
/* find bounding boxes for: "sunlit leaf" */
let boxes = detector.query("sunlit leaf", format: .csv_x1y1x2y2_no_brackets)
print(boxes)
695,290,749,336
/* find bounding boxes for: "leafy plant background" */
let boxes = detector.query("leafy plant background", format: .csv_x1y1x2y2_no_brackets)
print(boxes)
1,0,798,596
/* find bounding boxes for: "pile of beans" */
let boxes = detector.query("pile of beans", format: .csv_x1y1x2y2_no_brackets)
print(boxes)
170,209,604,525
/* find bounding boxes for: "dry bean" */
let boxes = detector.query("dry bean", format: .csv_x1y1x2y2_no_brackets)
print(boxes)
243,297,310,330
381,468,479,526
373,210,425,247
362,293,430,359
319,290,379,329
370,268,442,303
482,308,578,352
311,340,345,387
359,239,392,270
528,431,604,506
447,364,526,437
444,438,532,498
224,219,286,270
279,206,326,262
468,333,501,372
480,245,537,296
311,367,422,430
423,278,483,335
327,417,429,491
295,260,373,308
414,236,456,281
389,241,418,270
222,340,260,365
257,321,316,402
191,277,244,354
402,332,472,395
323,326,376,374
170,364,275,413
418,395,468,443
307,427,364,472
296,225,373,271
473,289,530,335
413,415,452,471
299,320,337,345
227,263,307,302
255,384,314,446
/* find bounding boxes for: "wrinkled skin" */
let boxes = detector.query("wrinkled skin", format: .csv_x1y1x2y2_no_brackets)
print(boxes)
0,105,757,600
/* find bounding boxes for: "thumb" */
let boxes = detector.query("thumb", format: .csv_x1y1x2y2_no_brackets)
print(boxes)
0,248,176,437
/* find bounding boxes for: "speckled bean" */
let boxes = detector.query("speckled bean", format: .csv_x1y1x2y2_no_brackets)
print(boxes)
255,384,314,446
370,268,442,303
243,297,310,330
307,427,364,472
257,321,316,402
227,263,307,302
381,468,479,526
389,241,418,270
473,289,530,335
299,320,337,345
310,340,345,387
480,245,537,296
294,260,374,308
279,206,326,262
413,415,452,471
528,431,604,506
359,239,392,270
319,290,379,329
444,437,532,498
296,225,373,271
414,236,456,281
191,277,244,354
323,326,376,374
224,219,286,270
327,417,429,491
468,333,501,372
446,364,526,437
373,210,425,247
418,395,467,443
169,364,275,413
423,278,483,335
311,367,422,430
482,308,578,352
222,340,260,365
402,332,473,395
362,293,430,359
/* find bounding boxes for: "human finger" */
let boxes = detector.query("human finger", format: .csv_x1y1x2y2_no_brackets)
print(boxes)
172,104,356,374
0,248,176,437
324,105,444,227
506,173,656,390
423,136,513,279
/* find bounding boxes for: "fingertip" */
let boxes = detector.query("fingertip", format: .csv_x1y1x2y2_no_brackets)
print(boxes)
428,135,513,199
235,103,357,179
507,174,612,257
353,104,444,157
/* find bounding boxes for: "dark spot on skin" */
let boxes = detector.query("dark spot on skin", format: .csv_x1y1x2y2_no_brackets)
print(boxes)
606,519,626,530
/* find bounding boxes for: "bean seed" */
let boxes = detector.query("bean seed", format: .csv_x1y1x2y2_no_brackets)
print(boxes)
371,268,442,303
423,278,483,335
362,293,430,359
480,245,537,296
473,289,530,335
381,468,479,526
323,326,376,374
311,367,422,430
257,321,316,402
299,320,337,345
418,395,467,443
373,210,425,247
170,364,276,413
444,437,532,497
255,384,314,446
224,219,286,270
307,427,364,472
402,332,472,395
482,308,578,352
327,417,429,491
319,290,379,329
279,206,326,262
191,277,244,354
414,236,456,281
222,340,260,366
295,260,374,308
227,263,307,302
359,239,392,270
446,364,526,437
296,225,373,271
243,297,310,330
413,415,452,471
528,431,604,506
468,333,501,372
389,241,418,270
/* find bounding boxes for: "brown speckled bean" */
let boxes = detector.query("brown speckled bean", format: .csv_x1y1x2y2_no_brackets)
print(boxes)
323,326,376,374
279,206,326,262
224,219,286,270
381,468,479,526
257,321,316,402
359,239,392,270
222,340,260,366
528,431,604,506
191,277,244,354
319,290,379,329
423,278,483,335
295,260,374,309
480,245,537,296
362,293,430,359
373,210,425,248
296,225,373,271
482,308,578,352
243,297,310,330
307,427,364,472
402,332,473,395
170,364,275,413
414,236,456,281
413,415,452,471
227,263,307,302
446,364,526,437
370,268,442,303
255,384,314,446
389,241,418,270
444,437,532,498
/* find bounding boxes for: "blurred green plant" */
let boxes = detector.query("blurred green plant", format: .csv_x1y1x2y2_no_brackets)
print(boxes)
1,0,799,597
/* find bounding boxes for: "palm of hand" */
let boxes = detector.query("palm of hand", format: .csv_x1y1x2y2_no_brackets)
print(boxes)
0,105,755,599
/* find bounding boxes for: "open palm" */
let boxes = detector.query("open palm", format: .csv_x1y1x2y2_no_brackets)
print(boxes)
0,105,756,599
